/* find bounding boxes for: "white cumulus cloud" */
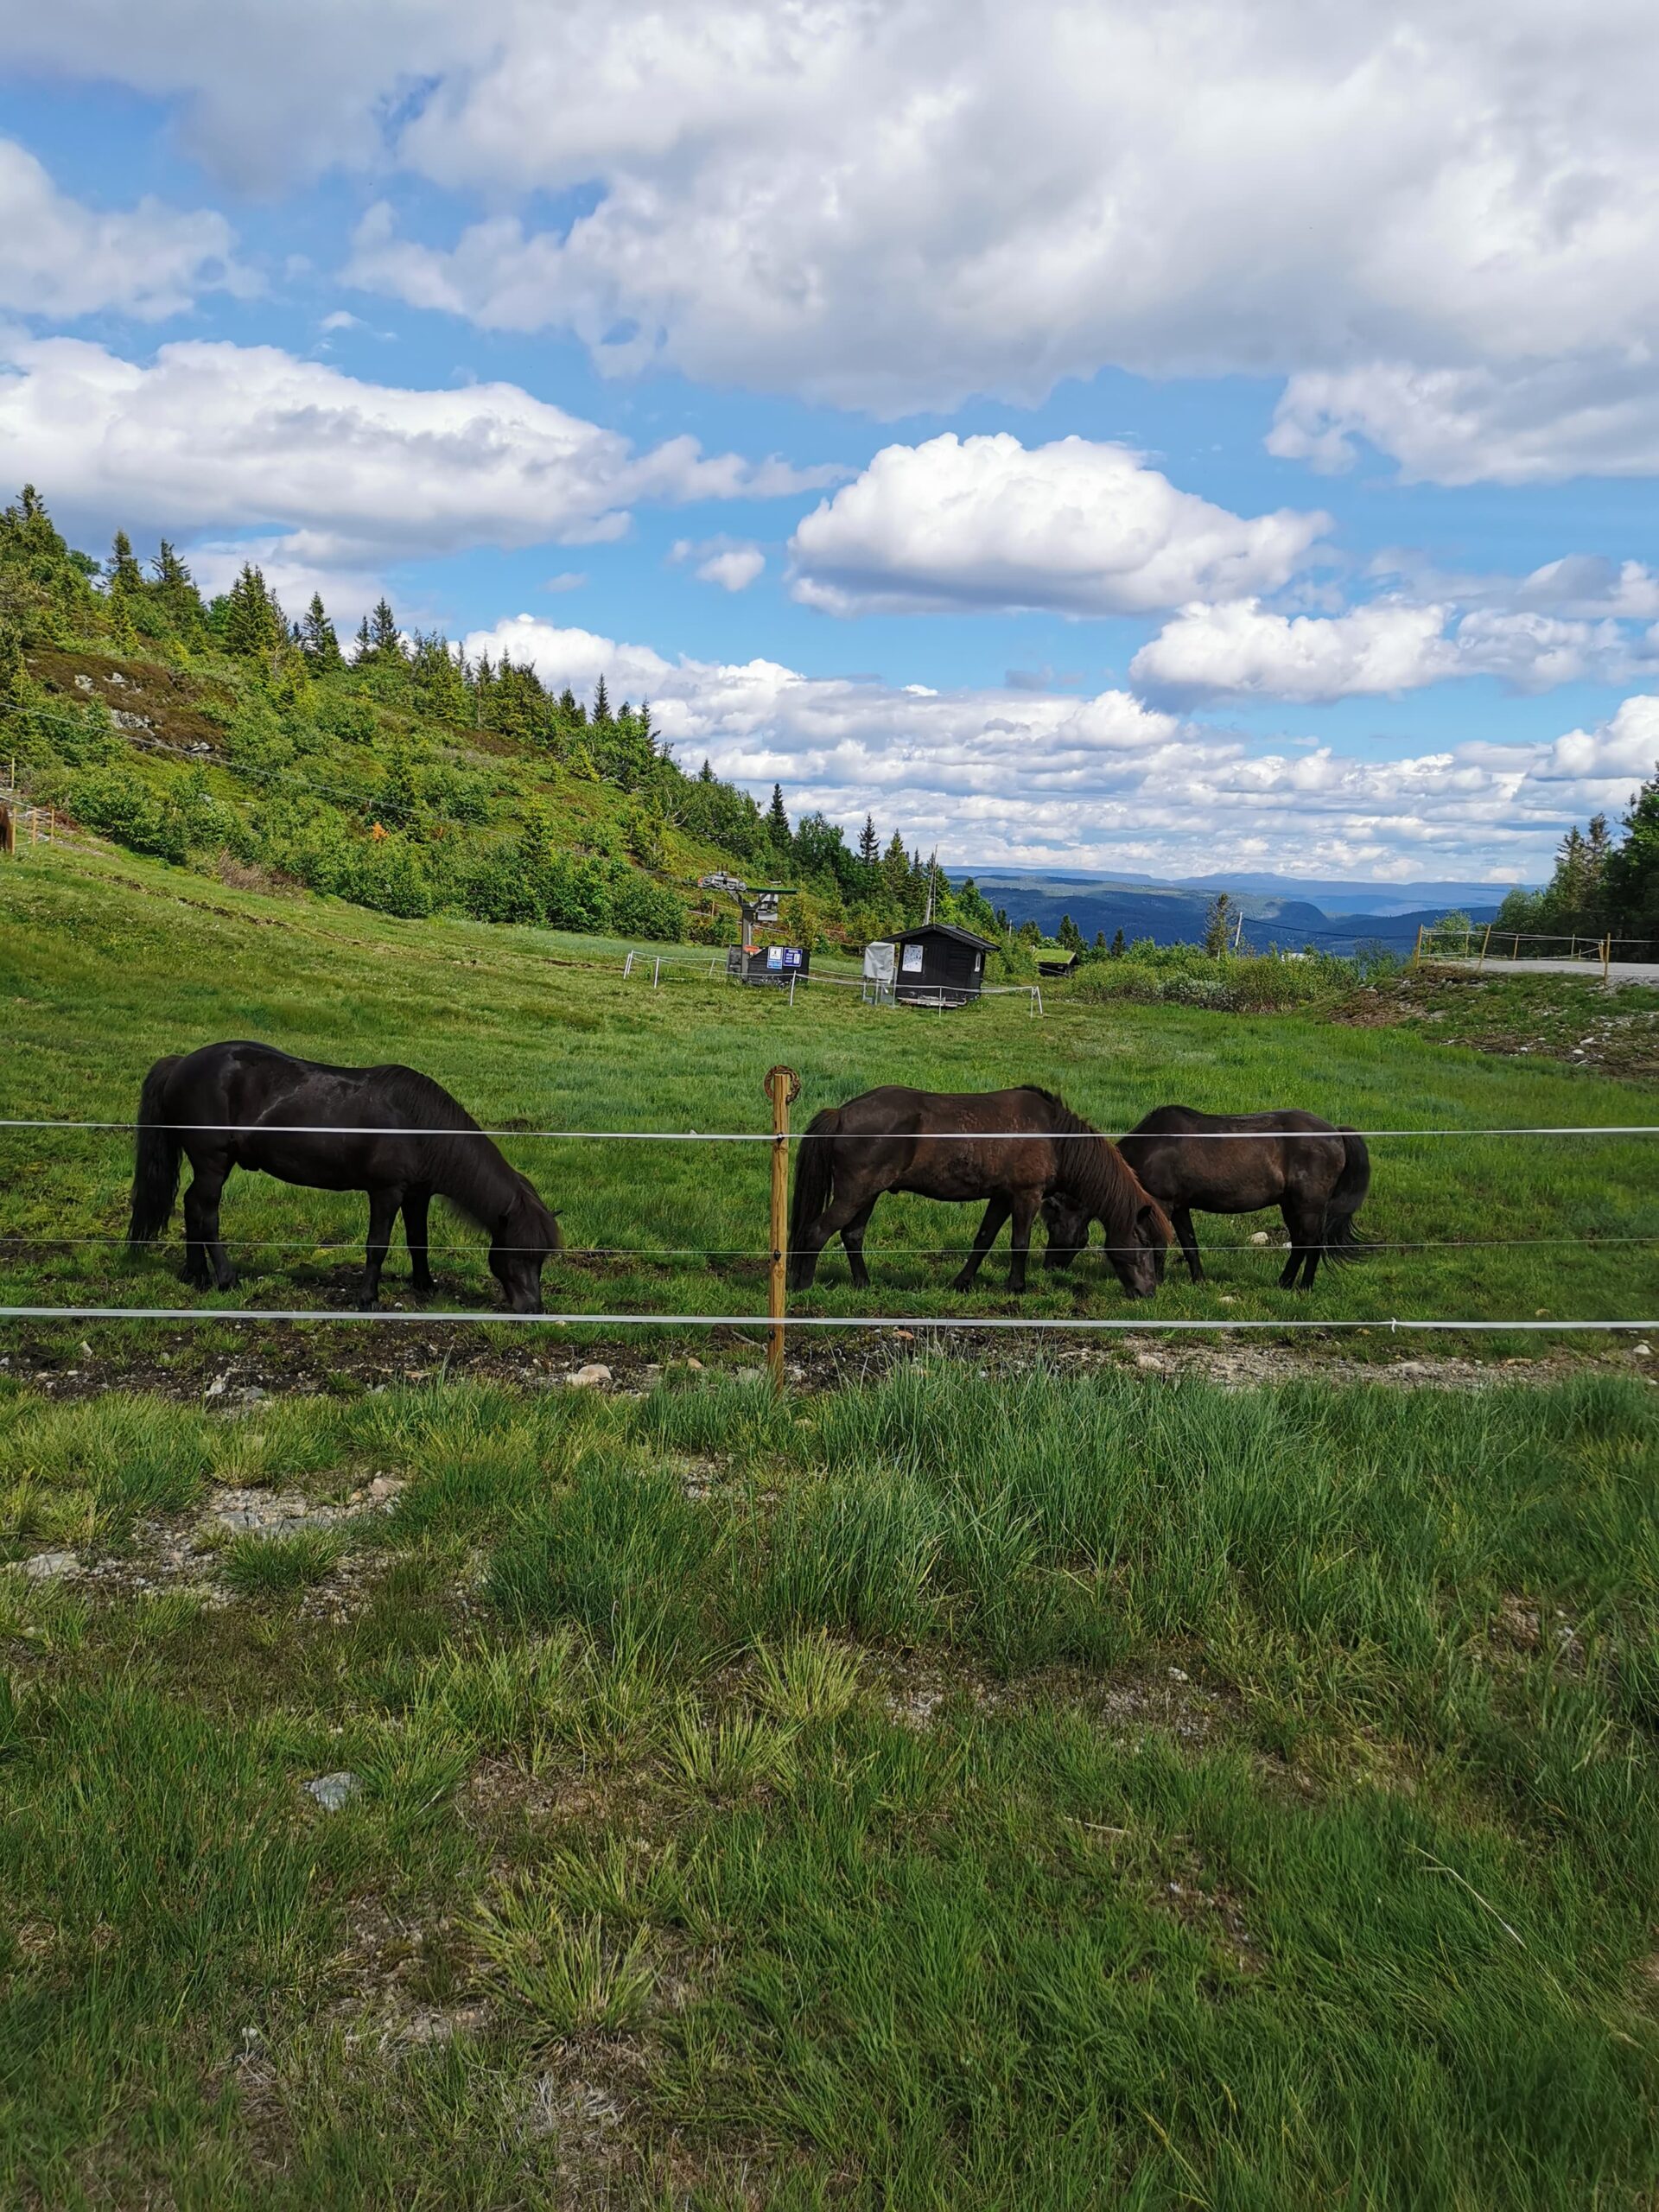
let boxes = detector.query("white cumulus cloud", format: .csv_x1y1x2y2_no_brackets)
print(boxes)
787,434,1328,617
0,136,244,321
671,537,766,592
1539,695,1659,783
1132,598,1646,702
1132,601,1459,702
0,334,830,577
9,4,1659,437
1270,359,1659,486
340,1,1659,421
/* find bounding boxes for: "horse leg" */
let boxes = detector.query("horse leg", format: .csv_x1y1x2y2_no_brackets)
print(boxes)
1299,1208,1328,1290
1174,1206,1204,1283
839,1198,879,1291
1279,1200,1324,1291
182,1160,235,1291
953,1196,1010,1290
1006,1192,1041,1294
403,1185,435,1296
790,1191,872,1290
361,1185,403,1309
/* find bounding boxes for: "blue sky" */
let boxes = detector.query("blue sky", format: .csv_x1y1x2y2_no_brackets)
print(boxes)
3,3,1658,885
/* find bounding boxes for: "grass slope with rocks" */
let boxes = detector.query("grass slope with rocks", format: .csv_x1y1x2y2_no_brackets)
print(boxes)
3,1367,1659,2207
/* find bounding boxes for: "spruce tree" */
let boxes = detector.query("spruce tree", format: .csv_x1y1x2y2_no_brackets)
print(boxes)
353,615,373,664
150,541,202,634
1110,927,1126,957
367,598,403,662
222,563,286,659
593,674,611,724
1204,892,1236,957
299,591,344,671
1058,913,1084,953
858,813,880,868
1604,767,1659,938
699,758,715,784
153,541,191,590
881,830,911,906
106,530,143,594
766,783,791,845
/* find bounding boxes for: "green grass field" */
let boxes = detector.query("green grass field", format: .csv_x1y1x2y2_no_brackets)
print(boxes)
3,1367,1658,2206
5,840,1659,2206
3,841,1656,1357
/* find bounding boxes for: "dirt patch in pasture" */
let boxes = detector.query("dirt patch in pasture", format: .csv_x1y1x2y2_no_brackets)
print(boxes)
1335,969,1659,1077
2,1323,1642,1409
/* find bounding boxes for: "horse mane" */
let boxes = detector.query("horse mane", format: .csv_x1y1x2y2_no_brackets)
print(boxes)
1027,1088,1158,1242
374,1065,524,1235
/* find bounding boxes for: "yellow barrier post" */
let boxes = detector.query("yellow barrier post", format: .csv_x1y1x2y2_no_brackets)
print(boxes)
1604,936,1612,983
1478,921,1492,971
765,1064,801,1390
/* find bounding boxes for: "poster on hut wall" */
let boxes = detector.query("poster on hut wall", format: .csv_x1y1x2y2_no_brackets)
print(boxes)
901,944,925,972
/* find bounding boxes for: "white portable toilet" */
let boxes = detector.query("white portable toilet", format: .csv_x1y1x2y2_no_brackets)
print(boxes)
862,940,896,1004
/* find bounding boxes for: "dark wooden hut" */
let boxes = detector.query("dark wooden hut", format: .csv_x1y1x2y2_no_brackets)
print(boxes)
890,922,995,1007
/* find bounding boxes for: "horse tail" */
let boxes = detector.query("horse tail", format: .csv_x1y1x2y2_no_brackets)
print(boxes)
787,1106,839,1288
128,1057,184,1244
1323,1131,1372,1262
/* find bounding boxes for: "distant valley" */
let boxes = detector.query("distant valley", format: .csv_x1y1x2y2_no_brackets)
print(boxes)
963,868,1521,955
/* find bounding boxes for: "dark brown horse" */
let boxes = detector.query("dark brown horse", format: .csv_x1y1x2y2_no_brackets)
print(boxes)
127,1041,562,1311
1044,1104,1370,1290
787,1084,1171,1295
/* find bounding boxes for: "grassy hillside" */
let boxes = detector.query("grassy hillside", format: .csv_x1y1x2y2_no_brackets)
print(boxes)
3,1368,1658,2205
0,485,1020,963
3,841,1656,1357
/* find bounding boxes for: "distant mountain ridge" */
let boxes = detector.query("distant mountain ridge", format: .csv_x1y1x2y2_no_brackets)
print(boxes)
962,867,1516,956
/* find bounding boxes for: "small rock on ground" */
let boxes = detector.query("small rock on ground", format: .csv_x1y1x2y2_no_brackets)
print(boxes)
208,1488,340,1535
307,1771,362,1812
21,1551,80,1580
568,1363,612,1388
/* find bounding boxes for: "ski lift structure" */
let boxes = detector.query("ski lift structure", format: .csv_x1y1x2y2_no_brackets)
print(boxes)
699,871,811,988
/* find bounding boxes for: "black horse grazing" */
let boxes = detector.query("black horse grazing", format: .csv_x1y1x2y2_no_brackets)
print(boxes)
127,1041,562,1311
1045,1104,1370,1291
787,1084,1171,1296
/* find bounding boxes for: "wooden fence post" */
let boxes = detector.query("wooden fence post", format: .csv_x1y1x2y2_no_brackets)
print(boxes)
1412,924,1424,969
765,1064,801,1391
1603,935,1612,983
1478,921,1492,971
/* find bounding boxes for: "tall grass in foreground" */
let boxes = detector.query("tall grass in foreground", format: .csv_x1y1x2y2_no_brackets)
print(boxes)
2,1368,1657,2204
